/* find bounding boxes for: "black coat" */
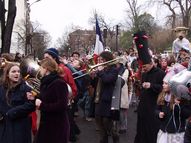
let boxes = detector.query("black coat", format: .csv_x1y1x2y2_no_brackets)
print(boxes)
95,66,118,118
0,82,36,143
134,67,165,143
184,121,191,143
156,101,191,133
34,72,69,143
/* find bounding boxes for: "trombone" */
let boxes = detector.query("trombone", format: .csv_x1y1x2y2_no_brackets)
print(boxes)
73,57,121,79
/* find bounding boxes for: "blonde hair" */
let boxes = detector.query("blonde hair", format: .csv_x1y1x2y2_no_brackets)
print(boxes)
157,91,175,110
40,58,63,75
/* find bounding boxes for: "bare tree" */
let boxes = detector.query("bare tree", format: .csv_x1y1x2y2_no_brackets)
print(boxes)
14,20,50,58
14,19,27,52
163,0,177,28
176,0,191,27
150,0,191,28
55,31,71,57
150,28,172,53
1,0,16,53
32,30,51,59
125,0,142,31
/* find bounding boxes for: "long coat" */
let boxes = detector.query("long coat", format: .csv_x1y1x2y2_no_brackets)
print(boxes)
134,66,165,143
95,66,118,118
120,69,130,109
0,82,36,143
34,73,69,143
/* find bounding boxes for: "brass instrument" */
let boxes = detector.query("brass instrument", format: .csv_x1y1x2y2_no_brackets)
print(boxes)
0,58,20,68
0,56,40,96
74,57,122,79
20,55,41,96
24,74,40,96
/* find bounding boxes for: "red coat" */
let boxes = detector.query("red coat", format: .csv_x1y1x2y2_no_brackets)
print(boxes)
59,63,77,97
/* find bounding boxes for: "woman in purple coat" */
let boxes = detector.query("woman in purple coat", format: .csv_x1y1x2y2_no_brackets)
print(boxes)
34,58,69,143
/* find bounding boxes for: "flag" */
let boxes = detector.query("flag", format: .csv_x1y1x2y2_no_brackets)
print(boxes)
93,17,104,63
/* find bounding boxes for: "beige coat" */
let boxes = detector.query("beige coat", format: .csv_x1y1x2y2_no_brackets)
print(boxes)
120,69,131,109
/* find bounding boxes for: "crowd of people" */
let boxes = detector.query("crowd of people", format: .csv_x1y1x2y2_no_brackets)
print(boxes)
0,28,191,143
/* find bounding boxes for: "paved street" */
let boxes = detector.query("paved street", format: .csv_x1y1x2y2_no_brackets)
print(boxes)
74,104,137,143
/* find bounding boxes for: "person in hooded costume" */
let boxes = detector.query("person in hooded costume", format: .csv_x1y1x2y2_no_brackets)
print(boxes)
133,31,166,143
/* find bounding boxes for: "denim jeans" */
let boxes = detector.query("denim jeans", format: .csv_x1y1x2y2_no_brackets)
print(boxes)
78,90,93,117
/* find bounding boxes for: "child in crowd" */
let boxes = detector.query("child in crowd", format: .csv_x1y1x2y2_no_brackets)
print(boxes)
156,73,191,143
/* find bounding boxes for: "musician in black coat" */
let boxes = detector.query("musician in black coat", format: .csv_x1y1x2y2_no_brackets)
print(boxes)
94,51,119,143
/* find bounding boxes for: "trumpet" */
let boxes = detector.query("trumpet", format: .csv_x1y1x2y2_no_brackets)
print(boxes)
74,57,121,79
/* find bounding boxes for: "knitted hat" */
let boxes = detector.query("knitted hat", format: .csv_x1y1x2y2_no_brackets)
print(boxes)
44,48,59,58
44,48,60,63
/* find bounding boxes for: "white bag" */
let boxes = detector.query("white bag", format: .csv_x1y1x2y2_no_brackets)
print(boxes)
157,130,168,143
157,129,184,143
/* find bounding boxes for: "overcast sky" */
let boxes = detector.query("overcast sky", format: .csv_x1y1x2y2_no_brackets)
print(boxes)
30,0,166,44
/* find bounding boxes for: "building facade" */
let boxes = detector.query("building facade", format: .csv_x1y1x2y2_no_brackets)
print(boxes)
68,29,95,56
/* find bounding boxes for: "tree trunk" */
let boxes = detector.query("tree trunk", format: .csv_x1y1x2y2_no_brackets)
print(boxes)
2,0,16,53
183,14,189,27
0,0,6,53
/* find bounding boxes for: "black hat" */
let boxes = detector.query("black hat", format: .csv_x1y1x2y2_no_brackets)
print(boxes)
133,31,151,64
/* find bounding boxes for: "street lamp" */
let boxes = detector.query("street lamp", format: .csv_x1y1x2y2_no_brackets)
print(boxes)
25,0,41,56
